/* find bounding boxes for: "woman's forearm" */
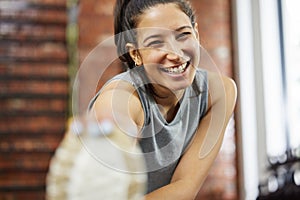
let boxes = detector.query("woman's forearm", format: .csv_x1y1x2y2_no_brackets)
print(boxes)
144,179,199,200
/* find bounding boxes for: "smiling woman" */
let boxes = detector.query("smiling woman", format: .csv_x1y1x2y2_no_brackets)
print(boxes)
87,0,237,199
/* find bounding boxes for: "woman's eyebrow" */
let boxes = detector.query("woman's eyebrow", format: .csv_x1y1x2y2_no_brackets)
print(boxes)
175,25,193,32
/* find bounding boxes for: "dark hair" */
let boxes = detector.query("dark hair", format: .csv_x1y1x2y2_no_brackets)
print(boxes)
114,0,196,69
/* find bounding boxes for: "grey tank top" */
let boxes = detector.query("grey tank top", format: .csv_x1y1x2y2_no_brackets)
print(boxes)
89,66,208,193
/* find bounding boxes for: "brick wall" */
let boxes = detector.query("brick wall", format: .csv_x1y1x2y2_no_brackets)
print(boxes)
191,1,238,199
0,0,68,199
78,0,238,200
77,0,123,114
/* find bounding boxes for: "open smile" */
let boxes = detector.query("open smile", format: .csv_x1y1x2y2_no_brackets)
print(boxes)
161,61,190,74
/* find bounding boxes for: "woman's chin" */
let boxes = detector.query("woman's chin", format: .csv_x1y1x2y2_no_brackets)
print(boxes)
166,81,192,92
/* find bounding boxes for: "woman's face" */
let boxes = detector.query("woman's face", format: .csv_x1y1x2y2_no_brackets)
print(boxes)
133,3,200,94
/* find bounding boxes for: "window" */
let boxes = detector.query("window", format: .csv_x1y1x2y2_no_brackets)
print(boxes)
233,0,300,199
263,0,300,157
280,0,300,150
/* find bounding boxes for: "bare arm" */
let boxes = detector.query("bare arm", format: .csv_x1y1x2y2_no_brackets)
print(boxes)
144,72,237,200
90,80,144,135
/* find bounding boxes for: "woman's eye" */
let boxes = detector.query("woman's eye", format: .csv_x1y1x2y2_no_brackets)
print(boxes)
176,32,191,40
147,40,163,47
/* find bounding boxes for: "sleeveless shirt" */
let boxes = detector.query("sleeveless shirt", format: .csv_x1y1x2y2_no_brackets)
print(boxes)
88,66,208,193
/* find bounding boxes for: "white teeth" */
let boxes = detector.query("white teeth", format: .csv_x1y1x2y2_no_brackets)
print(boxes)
164,63,188,74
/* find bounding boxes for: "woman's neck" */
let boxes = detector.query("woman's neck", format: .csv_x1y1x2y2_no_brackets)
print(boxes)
152,86,185,122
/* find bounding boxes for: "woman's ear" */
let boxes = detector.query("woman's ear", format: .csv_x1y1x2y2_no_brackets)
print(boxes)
126,43,143,66
193,22,200,41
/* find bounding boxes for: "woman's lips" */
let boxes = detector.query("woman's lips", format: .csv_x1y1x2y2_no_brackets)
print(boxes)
161,61,190,74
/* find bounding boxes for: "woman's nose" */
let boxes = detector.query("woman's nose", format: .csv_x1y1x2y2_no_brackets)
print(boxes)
166,51,181,61
165,42,183,61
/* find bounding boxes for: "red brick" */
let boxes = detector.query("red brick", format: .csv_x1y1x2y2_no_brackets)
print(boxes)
0,116,67,134
0,43,68,61
0,63,68,78
0,171,46,187
0,0,68,199
0,99,67,113
0,152,53,171
34,0,66,6
78,16,114,47
0,137,61,152
0,8,67,25
0,23,66,42
0,80,68,94
79,0,115,17
192,0,233,77
0,191,45,200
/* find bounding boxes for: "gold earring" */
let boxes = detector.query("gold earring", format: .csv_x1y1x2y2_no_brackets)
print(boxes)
134,58,140,67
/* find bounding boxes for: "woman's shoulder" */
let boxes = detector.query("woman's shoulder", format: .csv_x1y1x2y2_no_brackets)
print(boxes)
206,71,237,113
91,79,145,129
100,78,136,93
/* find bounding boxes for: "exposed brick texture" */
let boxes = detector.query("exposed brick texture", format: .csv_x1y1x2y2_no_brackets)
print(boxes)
190,1,238,199
0,0,68,199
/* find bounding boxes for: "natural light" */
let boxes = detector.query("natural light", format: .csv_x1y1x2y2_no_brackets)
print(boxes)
283,0,300,149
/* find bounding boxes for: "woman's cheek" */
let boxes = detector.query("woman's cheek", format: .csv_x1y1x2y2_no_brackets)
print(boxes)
184,39,200,64
142,50,165,65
